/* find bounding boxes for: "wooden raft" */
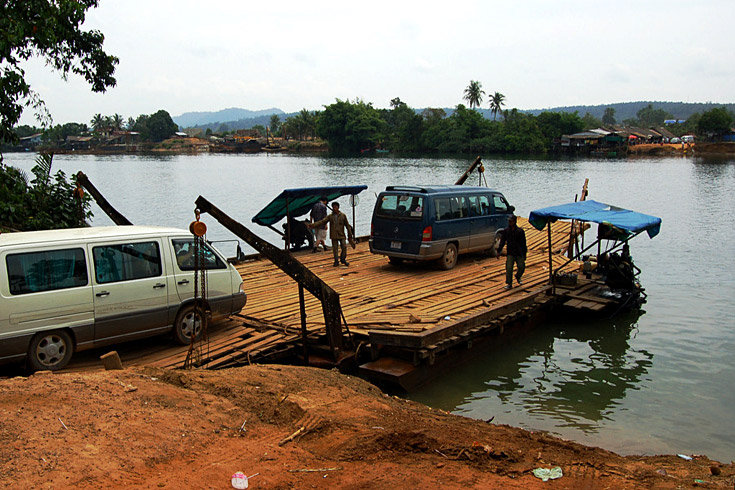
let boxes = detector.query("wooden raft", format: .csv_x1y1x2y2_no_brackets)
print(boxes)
104,217,578,371
235,217,576,340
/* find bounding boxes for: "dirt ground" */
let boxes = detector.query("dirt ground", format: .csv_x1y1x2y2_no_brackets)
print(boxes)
0,365,732,489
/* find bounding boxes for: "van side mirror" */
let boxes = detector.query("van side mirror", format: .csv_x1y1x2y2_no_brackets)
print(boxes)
508,205,515,213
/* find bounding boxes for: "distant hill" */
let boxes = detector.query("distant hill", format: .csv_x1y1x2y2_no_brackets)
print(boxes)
523,101,735,122
173,107,285,128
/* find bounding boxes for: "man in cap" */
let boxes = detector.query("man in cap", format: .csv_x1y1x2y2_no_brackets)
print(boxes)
309,202,354,266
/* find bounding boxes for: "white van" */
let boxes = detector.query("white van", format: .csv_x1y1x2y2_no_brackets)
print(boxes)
0,226,247,371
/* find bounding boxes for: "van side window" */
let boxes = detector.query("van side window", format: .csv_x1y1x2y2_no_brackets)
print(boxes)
93,241,162,284
479,195,491,215
172,239,227,271
435,197,467,220
377,194,423,219
492,194,509,213
6,248,87,295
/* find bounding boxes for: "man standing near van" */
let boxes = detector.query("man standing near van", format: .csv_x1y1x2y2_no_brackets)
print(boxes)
310,196,329,253
309,202,354,267
497,214,527,289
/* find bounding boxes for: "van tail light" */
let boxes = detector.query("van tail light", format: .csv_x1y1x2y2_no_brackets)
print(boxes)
422,225,432,241
370,222,374,237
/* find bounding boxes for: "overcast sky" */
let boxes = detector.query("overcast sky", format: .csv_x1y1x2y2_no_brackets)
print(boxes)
19,0,735,126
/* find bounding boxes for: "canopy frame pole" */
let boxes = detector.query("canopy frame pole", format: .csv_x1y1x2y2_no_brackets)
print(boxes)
351,194,356,238
285,197,291,251
298,284,309,366
547,222,554,295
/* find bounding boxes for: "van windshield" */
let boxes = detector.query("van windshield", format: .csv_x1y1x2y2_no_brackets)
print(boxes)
376,194,424,219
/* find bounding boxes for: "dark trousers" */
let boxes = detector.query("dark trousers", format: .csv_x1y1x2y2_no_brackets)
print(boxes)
332,238,347,262
505,255,525,285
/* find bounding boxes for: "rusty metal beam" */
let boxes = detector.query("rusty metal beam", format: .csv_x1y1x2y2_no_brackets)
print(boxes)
194,195,344,356
75,171,132,226
454,156,483,186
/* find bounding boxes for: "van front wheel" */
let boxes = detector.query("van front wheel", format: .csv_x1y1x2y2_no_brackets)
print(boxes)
439,243,458,270
28,330,73,371
174,304,204,345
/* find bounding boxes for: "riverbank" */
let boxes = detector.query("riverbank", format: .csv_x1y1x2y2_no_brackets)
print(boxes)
1,365,731,488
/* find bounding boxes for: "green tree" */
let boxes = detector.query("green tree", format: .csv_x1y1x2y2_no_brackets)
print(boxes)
463,81,485,109
581,112,602,130
489,92,506,121
269,114,281,136
110,113,124,130
146,110,177,142
602,107,616,125
317,99,386,153
536,111,584,145
636,104,672,127
696,107,733,140
0,153,92,231
0,0,118,147
383,99,424,153
90,113,105,133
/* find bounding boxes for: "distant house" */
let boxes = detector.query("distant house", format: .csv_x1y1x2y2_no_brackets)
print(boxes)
65,135,94,150
19,133,43,149
174,132,189,138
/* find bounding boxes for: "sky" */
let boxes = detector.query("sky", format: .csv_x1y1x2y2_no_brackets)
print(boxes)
18,0,735,126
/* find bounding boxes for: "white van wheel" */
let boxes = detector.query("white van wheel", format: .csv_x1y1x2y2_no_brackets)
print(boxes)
439,243,458,270
174,304,203,345
28,330,73,371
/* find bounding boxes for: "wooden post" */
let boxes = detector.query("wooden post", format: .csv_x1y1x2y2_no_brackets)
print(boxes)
547,222,555,295
299,284,309,365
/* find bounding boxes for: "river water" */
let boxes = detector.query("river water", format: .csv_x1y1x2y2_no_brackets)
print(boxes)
5,151,735,461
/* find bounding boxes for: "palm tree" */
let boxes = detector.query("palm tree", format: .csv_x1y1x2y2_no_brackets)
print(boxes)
489,92,506,121
90,113,105,132
463,80,485,109
110,113,124,130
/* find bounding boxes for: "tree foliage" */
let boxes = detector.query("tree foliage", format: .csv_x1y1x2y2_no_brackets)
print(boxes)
316,99,386,153
0,153,91,231
602,107,616,125
696,107,733,140
489,92,506,121
0,0,118,146
463,81,485,109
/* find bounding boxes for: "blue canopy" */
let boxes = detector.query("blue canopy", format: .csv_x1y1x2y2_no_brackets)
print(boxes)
528,200,662,238
252,185,368,226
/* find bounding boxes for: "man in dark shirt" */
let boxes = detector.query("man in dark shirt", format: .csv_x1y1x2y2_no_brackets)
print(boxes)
496,215,527,289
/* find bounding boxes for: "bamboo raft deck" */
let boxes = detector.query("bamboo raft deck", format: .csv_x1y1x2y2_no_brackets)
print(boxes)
68,217,620,377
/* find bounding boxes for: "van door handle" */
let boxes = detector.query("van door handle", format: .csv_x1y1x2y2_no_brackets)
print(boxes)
177,279,190,285
153,283,166,289
95,291,110,297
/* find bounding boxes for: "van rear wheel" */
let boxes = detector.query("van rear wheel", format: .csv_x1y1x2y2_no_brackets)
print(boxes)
439,243,458,270
174,304,204,345
28,330,73,371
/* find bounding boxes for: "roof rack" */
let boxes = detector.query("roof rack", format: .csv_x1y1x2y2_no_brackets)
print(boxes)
385,186,428,193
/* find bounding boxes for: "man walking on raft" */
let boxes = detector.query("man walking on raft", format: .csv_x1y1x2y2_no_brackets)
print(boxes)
497,214,527,289
309,202,355,267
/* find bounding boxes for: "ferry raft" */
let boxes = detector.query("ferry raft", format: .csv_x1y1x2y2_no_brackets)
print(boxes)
125,195,661,390
67,171,661,390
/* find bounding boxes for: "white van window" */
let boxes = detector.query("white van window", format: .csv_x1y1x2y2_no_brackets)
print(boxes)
92,241,162,284
377,195,424,219
6,248,88,295
172,239,226,271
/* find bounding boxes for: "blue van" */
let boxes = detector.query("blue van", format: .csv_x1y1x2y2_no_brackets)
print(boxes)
369,186,515,269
